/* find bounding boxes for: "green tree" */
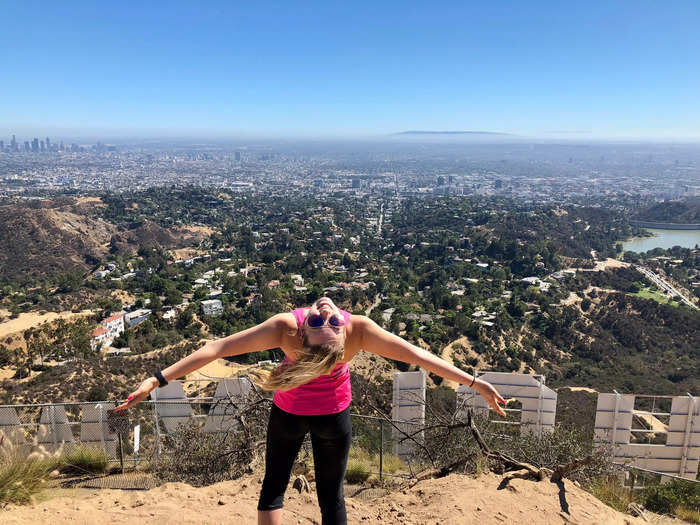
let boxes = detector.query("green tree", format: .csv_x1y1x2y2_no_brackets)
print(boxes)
0,344,11,367
150,295,163,311
165,288,183,306
25,328,51,366
193,286,209,301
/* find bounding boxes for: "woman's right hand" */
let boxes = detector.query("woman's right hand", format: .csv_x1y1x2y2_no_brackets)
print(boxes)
473,379,507,418
114,377,160,412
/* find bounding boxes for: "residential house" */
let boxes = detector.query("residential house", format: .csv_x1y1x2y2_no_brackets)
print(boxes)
101,313,125,339
124,309,152,328
90,327,109,351
201,299,223,316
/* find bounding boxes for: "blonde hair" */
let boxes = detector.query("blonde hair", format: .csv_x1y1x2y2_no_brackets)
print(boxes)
251,334,345,391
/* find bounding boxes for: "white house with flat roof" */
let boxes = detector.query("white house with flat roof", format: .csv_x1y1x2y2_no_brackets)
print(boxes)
201,299,223,316
124,309,152,328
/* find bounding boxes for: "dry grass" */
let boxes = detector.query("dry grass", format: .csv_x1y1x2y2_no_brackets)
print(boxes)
0,451,55,505
587,476,635,513
347,445,405,478
674,506,700,524
0,441,109,506
0,309,93,339
345,459,371,483
380,453,405,475
58,446,108,476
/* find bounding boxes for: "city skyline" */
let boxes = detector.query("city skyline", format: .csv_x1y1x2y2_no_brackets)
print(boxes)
2,2,700,140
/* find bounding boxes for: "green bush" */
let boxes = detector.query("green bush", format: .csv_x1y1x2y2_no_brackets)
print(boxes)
86,385,109,402
641,479,700,515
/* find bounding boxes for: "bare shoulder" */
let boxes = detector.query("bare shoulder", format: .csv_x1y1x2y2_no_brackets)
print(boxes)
347,314,370,332
270,312,298,333
350,314,381,328
348,314,370,325
346,315,375,347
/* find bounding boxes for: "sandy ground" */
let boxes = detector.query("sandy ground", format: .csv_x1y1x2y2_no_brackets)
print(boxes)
568,258,630,273
0,472,676,525
0,309,93,339
593,258,630,271
560,292,582,306
182,359,249,394
634,412,668,433
170,248,211,260
566,386,598,394
174,225,216,236
0,367,20,380
439,336,474,391
111,290,137,305
73,196,106,207
187,359,246,380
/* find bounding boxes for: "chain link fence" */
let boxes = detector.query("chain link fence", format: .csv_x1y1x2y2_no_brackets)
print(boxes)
0,397,415,490
1,381,697,493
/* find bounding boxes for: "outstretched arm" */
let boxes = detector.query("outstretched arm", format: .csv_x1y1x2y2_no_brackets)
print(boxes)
115,313,288,411
358,316,506,417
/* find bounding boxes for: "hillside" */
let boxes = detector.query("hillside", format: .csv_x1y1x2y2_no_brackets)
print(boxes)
0,205,115,283
0,200,210,285
0,340,201,405
636,198,700,224
108,219,182,254
0,472,672,525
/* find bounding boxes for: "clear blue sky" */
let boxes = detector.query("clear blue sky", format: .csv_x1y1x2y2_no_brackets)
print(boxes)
1,1,699,139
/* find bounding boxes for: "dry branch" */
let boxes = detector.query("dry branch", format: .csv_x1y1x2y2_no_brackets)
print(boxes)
411,410,596,488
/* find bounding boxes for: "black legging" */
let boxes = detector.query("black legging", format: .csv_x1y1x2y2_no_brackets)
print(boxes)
257,403,352,525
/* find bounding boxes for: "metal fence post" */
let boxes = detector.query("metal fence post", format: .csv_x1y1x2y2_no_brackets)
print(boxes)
98,404,105,454
680,394,696,478
153,401,162,459
537,377,543,438
118,431,125,473
611,391,621,449
50,405,58,450
379,419,384,481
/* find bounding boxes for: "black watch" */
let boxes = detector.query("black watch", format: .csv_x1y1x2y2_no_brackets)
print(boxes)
154,370,168,388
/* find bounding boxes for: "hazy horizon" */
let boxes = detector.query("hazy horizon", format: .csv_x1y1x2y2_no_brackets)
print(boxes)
4,125,700,145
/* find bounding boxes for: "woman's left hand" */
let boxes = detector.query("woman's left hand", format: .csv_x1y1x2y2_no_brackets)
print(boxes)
473,379,507,417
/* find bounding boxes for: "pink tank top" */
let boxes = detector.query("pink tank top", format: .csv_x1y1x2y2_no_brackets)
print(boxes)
272,307,352,415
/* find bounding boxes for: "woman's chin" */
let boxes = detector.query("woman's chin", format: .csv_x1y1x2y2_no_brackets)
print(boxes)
305,331,344,346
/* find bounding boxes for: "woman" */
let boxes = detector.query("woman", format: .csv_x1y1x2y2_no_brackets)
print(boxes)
116,297,506,525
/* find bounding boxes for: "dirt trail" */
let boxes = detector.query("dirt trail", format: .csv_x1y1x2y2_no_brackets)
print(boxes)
560,292,582,306
0,472,675,525
440,336,472,390
568,258,630,273
0,310,93,339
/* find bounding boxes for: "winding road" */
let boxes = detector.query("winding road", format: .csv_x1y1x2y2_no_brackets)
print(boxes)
635,265,698,310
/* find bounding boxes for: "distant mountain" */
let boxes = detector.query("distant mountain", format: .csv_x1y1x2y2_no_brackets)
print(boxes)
394,130,515,136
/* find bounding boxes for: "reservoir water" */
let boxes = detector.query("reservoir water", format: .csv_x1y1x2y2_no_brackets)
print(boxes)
622,229,700,253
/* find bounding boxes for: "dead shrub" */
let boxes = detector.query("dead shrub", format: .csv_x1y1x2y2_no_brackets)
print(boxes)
151,397,270,487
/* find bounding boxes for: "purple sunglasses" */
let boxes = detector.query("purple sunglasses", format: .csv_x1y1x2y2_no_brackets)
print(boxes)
306,313,346,328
